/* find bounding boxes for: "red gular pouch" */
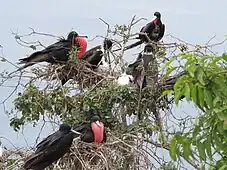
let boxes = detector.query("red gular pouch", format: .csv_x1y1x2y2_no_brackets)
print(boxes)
74,36,88,59
154,18,158,25
91,120,105,144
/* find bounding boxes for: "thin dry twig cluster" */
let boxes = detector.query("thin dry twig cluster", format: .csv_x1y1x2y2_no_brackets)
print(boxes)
33,61,116,90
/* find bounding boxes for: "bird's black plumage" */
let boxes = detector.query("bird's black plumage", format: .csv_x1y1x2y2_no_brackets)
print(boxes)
18,31,86,69
23,124,79,170
126,44,156,89
119,11,165,52
83,38,113,69
138,12,165,42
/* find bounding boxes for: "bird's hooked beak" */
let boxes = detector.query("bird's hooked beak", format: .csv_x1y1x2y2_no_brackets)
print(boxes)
70,129,82,135
95,120,101,127
78,35,88,38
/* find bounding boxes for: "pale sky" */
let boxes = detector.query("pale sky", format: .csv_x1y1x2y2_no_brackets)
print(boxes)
0,0,226,151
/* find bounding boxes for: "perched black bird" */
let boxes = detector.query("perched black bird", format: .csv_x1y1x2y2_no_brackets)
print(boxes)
18,31,88,70
126,44,156,89
73,114,107,144
83,38,113,69
119,11,165,52
138,12,165,42
23,124,81,170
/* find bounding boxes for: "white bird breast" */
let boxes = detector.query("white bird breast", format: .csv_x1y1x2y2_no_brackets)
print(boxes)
0,146,3,157
117,74,133,85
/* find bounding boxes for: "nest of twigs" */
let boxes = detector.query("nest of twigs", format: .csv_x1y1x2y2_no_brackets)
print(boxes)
0,148,29,170
47,132,151,170
2,132,152,170
35,60,116,89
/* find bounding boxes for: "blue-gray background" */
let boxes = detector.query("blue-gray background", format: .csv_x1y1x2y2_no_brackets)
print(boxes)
0,0,226,150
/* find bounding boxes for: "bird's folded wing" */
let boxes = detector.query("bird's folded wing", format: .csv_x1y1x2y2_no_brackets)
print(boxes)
73,123,89,133
83,45,102,60
158,24,165,41
36,131,63,153
42,39,70,52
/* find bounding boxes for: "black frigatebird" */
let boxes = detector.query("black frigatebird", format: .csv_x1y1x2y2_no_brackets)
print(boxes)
83,38,113,70
73,114,107,144
138,12,165,42
126,44,156,89
18,31,88,70
118,11,165,52
23,124,81,170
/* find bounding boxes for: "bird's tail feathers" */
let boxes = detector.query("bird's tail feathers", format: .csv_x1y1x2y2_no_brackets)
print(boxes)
18,52,49,64
23,152,43,170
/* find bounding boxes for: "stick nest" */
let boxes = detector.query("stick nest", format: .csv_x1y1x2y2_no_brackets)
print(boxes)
35,60,115,89
2,132,151,170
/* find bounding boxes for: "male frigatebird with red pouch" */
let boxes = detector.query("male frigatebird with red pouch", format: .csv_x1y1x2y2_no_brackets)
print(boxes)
118,11,165,52
23,114,106,170
73,114,106,144
18,31,88,70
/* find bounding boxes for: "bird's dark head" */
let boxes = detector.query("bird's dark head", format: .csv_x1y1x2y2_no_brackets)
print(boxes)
154,12,161,19
85,109,103,127
103,38,113,50
60,123,82,135
67,31,79,40
67,31,88,40
91,115,101,124
59,124,71,132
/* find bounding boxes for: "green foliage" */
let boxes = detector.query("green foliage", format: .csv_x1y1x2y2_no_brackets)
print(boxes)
11,79,159,133
8,26,227,168
163,52,227,168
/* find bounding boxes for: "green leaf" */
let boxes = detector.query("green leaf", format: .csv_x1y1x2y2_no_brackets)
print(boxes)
192,126,200,138
186,64,197,78
184,83,191,101
213,96,221,107
222,53,227,62
217,122,224,135
223,120,227,130
204,138,213,160
182,139,191,160
198,87,205,108
204,89,213,109
164,66,177,78
218,165,227,170
191,85,199,106
212,56,223,64
196,140,206,161
164,59,174,68
169,137,177,161
217,111,227,121
195,67,206,86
